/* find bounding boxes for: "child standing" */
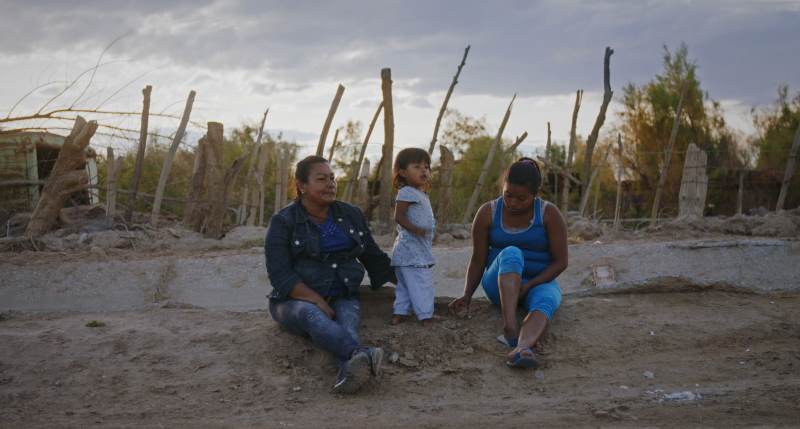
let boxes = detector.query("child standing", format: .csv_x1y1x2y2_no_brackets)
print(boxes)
390,148,436,326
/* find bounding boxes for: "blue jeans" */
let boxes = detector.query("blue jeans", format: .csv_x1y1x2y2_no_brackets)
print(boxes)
269,297,361,362
481,246,562,321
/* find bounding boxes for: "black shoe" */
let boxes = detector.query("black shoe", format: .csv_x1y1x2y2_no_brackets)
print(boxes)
332,351,370,394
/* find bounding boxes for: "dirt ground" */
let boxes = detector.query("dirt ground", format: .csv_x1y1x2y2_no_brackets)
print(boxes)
1,286,798,428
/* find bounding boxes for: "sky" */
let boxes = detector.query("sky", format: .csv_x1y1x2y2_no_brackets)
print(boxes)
1,0,799,163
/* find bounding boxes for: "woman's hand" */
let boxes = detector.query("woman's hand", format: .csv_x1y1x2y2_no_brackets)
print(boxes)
448,295,471,318
315,298,336,319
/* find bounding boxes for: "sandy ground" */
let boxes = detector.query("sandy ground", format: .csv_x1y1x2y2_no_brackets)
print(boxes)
2,214,800,427
1,286,799,428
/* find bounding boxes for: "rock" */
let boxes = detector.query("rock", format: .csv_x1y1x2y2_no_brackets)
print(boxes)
39,235,65,251
292,386,301,392
534,370,545,380
389,352,400,364
78,232,89,244
90,246,107,257
451,228,470,240
222,226,267,246
90,230,129,249
464,346,474,354
643,370,654,379
568,218,603,241
752,213,798,237
398,358,419,368
59,205,105,224
403,352,415,360
436,233,454,245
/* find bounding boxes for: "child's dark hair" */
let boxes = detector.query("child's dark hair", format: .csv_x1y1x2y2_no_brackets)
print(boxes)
294,155,329,200
393,147,431,189
505,157,542,195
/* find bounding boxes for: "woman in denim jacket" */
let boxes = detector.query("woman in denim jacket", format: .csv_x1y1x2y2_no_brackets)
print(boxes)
265,155,395,394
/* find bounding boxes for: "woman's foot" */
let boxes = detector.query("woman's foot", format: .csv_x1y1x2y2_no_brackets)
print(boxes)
332,351,371,394
390,315,408,325
506,347,538,369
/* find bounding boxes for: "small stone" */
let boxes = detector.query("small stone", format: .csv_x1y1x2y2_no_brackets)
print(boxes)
534,370,545,380
292,386,301,392
649,331,655,336
619,385,629,390
643,370,655,379
389,352,399,364
464,346,474,354
403,352,415,360
78,232,89,244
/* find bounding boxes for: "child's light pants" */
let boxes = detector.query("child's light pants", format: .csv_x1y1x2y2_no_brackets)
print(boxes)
393,266,434,320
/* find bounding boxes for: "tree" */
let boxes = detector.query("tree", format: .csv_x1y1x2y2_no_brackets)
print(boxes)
617,43,745,217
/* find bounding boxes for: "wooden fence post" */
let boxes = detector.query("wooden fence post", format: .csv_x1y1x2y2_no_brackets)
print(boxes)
344,101,382,203
429,45,470,156
776,123,800,211
204,122,226,238
678,143,708,218
499,131,528,172
651,80,689,220
462,94,516,223
579,146,610,217
316,84,345,157
240,108,269,224
183,136,207,231
581,47,614,201
357,158,371,213
436,146,455,223
378,68,395,225
26,116,98,236
327,127,341,162
105,147,123,224
126,85,151,222
562,89,583,213
614,134,624,230
151,90,196,226
273,148,290,214
737,170,745,215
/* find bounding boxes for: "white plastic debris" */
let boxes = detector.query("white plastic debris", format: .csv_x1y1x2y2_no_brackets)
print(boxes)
663,391,701,401
643,370,655,379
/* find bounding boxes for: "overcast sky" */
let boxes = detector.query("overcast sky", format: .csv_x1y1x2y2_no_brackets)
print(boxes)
2,0,799,161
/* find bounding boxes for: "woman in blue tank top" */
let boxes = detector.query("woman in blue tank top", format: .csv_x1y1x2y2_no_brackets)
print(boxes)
449,158,568,369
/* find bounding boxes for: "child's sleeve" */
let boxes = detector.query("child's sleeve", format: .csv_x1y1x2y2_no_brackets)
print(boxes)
395,186,419,203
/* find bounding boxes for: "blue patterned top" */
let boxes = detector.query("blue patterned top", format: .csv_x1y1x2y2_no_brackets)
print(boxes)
391,186,436,267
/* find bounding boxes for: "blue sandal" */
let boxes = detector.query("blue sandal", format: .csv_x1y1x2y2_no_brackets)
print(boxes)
506,347,538,369
496,334,518,348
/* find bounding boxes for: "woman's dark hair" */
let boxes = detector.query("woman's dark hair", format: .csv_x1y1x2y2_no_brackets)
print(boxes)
393,147,431,189
294,155,329,200
504,157,542,195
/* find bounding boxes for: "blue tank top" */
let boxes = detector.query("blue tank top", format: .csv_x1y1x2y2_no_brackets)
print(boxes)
487,196,552,279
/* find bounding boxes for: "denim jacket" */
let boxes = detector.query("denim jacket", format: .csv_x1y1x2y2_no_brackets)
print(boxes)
265,200,395,300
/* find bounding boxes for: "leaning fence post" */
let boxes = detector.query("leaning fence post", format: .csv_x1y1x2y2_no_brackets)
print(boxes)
126,85,152,222
462,94,516,223
151,90,196,226
613,134,624,230
316,84,345,157
776,122,800,211
378,68,395,226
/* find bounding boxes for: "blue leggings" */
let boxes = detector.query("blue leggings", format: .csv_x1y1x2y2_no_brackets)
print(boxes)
481,246,561,321
269,296,361,362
